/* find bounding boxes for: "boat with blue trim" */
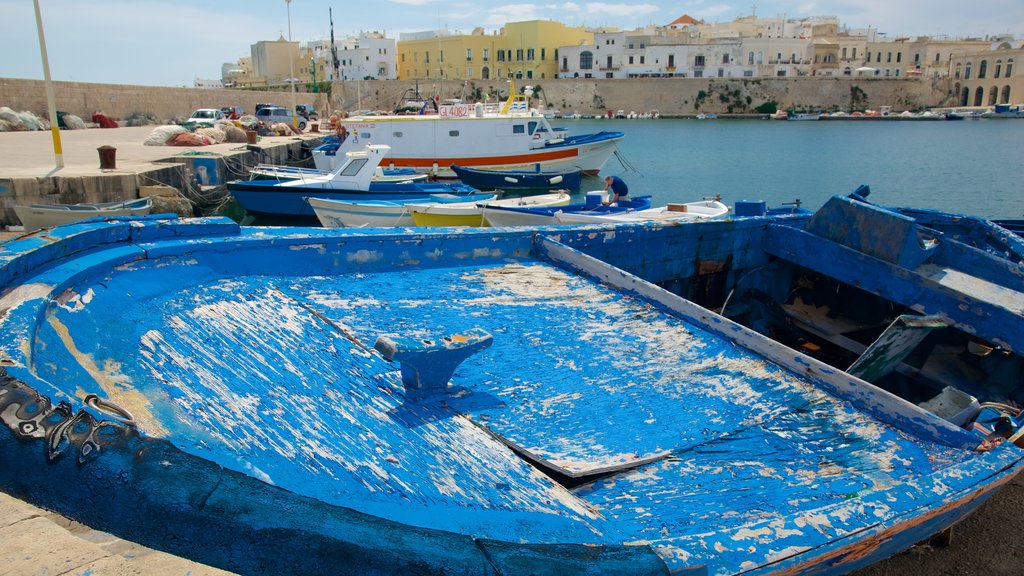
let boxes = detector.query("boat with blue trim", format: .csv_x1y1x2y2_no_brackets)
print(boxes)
226,144,479,217
317,83,623,178
481,192,652,226
1,192,1024,575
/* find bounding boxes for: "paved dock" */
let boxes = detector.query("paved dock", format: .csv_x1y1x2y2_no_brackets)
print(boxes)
0,125,324,178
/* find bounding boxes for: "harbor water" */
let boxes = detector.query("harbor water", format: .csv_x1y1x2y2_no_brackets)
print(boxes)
563,118,1024,220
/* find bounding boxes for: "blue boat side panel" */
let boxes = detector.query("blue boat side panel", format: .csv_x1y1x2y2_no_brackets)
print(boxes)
28,254,615,544
766,224,1024,353
805,195,938,269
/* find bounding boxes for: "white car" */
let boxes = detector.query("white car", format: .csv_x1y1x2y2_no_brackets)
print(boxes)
187,108,225,127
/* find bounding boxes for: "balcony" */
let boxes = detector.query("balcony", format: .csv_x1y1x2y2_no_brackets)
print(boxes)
599,66,620,71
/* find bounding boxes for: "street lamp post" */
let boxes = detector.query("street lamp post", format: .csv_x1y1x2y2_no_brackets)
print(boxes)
33,0,63,169
286,0,297,129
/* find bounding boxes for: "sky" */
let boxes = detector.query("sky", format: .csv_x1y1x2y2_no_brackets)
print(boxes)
1,0,1022,87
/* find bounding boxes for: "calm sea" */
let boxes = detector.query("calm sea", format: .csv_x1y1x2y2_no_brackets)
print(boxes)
564,118,1024,220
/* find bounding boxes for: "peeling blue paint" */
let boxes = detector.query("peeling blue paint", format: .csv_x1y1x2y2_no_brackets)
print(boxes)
1,210,1023,576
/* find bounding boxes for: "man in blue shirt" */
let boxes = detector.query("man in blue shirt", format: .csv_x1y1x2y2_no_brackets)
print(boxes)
602,175,629,205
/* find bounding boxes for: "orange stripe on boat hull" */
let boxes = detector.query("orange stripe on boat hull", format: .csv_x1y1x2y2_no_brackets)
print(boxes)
382,148,580,169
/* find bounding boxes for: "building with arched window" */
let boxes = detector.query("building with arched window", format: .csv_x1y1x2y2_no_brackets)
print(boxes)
949,43,1024,107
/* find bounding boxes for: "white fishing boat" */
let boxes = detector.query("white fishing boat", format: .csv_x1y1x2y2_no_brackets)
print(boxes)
554,198,730,225
248,163,429,183
308,192,496,228
13,197,152,231
408,191,571,227
315,82,623,178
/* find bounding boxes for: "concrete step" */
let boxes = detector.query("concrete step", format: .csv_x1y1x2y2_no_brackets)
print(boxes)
0,490,233,576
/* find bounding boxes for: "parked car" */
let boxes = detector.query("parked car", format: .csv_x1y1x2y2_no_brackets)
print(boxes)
295,104,319,121
255,106,307,131
186,108,225,127
220,106,244,120
254,103,276,113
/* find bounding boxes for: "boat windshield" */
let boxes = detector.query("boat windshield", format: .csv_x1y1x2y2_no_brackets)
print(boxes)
340,158,368,177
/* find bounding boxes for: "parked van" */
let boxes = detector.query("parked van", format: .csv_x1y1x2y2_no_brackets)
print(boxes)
255,106,307,131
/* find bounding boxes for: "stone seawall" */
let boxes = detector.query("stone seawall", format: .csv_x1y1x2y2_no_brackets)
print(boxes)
0,78,328,123
2,76,954,122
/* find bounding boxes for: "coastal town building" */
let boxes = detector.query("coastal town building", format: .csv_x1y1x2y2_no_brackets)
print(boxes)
950,41,1023,106
396,21,592,81
306,32,397,82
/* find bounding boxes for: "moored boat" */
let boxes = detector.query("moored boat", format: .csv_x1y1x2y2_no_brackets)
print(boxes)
13,197,152,231
449,163,583,192
315,83,623,178
482,193,652,227
248,162,428,183
408,191,572,227
554,197,729,224
308,192,496,228
2,195,1024,575
226,144,479,217
1,195,1024,575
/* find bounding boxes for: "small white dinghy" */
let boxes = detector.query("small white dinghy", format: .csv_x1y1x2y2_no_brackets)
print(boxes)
14,197,153,231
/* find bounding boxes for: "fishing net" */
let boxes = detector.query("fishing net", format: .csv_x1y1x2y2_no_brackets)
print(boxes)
144,125,187,146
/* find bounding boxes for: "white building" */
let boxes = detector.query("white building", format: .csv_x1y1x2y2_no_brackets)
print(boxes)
307,31,397,81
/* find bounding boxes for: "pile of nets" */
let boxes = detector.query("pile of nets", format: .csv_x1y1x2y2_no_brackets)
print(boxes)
143,125,188,146
123,112,159,127
91,111,119,128
58,112,86,130
0,107,51,132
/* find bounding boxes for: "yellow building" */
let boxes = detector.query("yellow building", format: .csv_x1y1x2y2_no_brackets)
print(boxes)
397,21,592,81
951,43,1023,106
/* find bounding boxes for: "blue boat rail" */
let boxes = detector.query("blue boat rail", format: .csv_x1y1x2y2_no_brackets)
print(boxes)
1,195,1023,575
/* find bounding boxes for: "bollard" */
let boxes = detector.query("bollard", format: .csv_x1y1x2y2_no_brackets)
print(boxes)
310,122,319,133
245,130,258,145
97,145,116,170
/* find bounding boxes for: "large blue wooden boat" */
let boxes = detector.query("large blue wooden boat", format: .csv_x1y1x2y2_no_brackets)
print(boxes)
226,144,478,217
1,192,1023,576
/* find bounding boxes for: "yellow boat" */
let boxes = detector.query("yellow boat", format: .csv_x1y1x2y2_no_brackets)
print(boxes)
409,191,571,227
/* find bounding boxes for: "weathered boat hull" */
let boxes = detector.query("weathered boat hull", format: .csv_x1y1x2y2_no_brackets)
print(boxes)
1,196,1023,575
450,163,584,192
13,197,152,230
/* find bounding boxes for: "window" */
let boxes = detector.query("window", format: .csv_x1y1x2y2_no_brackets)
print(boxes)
886,52,892,63
694,70,703,77
340,158,368,176
640,56,645,64
979,60,988,79
562,56,567,69
791,53,797,63
748,52,754,64
974,86,984,106
743,70,753,77
896,53,902,63
541,48,545,60
527,48,535,60
629,56,634,64
989,86,998,105
1007,59,1014,76
516,49,523,61
723,54,730,64
607,55,613,68
776,52,782,62
876,52,881,63
466,48,472,62
718,68,724,77
528,121,538,134
497,50,505,62
995,60,1002,78
393,131,403,137
668,54,674,67
695,55,706,67
1003,85,1012,103
425,51,430,64
842,47,847,59
483,49,489,62
513,124,525,134
580,51,593,69
448,130,460,137
482,66,490,79
852,48,856,59
955,63,962,79
466,68,472,78
965,62,972,79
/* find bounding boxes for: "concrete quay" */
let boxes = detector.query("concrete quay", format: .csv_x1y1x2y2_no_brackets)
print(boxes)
0,125,328,227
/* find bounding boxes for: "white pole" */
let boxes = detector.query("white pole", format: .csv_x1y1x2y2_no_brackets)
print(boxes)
286,0,297,128
33,0,63,169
